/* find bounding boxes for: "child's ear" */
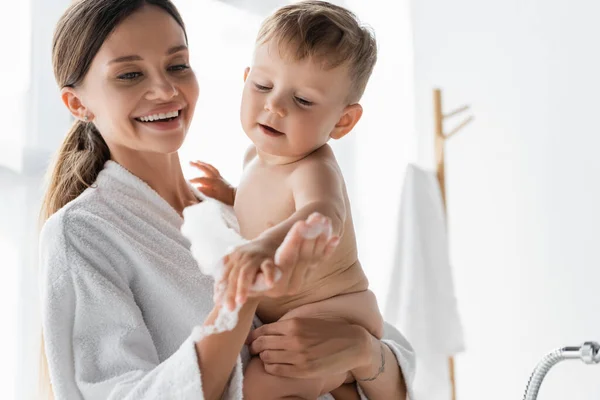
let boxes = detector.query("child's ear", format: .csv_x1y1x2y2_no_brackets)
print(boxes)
330,104,363,140
243,67,250,82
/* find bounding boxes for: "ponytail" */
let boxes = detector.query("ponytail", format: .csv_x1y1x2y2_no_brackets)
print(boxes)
40,120,110,221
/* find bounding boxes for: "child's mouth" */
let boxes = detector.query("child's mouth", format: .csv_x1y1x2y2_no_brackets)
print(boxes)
259,123,284,137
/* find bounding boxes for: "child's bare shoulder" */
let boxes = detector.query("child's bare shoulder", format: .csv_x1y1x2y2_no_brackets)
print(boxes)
292,145,344,182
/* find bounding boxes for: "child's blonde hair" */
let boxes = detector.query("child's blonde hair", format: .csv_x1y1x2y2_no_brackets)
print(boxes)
257,0,377,103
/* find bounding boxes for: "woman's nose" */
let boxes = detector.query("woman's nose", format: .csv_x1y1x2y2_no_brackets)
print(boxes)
147,75,179,101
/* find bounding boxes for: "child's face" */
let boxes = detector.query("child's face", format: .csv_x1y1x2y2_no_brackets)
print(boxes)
241,40,353,161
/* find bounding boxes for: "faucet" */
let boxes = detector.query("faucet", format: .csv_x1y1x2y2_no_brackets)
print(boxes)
523,341,600,399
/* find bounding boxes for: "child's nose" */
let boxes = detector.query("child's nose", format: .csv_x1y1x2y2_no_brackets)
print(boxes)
264,97,287,117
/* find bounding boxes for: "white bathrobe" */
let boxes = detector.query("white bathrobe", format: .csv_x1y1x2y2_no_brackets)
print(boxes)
39,160,416,400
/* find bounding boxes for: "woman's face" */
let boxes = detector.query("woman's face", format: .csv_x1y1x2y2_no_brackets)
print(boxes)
68,5,199,155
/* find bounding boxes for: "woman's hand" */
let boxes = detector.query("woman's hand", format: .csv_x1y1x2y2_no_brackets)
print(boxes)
217,214,339,309
246,317,371,379
189,160,235,206
218,238,280,310
247,318,407,399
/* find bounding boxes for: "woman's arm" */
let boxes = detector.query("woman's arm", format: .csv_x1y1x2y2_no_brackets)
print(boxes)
41,212,214,400
351,329,407,399
41,208,337,400
195,299,259,400
193,208,341,398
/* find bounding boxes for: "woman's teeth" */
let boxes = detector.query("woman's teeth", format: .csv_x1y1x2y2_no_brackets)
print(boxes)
137,110,179,122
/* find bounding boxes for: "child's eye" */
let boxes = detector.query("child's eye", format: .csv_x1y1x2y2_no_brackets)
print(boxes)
117,72,142,80
254,83,271,91
295,97,313,106
169,64,190,72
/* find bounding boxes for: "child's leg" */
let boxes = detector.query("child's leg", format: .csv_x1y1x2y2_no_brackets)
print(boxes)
243,290,383,400
330,384,362,400
279,290,383,400
243,355,337,400
282,290,384,339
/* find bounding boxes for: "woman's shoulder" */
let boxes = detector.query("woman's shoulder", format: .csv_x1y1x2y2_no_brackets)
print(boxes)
39,184,121,281
41,183,106,241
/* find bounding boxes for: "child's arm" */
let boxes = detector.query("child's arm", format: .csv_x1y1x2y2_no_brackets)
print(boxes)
221,157,345,310
221,212,339,310
218,150,346,310
258,156,346,248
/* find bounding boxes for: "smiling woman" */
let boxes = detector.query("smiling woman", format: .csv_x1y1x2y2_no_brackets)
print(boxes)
56,8,198,160
39,1,204,398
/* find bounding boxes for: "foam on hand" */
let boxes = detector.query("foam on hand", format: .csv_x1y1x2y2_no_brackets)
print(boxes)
274,213,332,265
181,197,280,339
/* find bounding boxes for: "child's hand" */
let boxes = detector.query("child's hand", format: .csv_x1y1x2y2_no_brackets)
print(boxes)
189,160,236,206
271,213,339,295
217,238,280,311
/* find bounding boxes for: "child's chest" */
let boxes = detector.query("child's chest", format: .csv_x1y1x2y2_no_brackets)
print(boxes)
233,164,296,239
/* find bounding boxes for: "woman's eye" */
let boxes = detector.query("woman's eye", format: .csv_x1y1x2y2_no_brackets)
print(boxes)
254,83,271,91
295,97,313,106
169,64,190,72
117,72,142,80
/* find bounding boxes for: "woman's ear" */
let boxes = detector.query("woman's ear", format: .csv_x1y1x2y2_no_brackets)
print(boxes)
61,87,92,122
243,67,250,82
330,104,363,140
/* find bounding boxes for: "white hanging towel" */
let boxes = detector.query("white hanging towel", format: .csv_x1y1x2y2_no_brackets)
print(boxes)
384,163,465,400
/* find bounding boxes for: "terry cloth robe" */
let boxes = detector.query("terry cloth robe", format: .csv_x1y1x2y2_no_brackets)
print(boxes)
39,160,416,399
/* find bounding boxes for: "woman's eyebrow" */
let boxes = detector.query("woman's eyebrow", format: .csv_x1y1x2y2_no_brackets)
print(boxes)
108,45,188,65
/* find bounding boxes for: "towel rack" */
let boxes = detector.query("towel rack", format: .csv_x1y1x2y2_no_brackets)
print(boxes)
433,88,474,400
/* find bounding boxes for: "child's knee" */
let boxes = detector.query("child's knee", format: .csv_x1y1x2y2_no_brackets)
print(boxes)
243,356,322,400
243,357,268,400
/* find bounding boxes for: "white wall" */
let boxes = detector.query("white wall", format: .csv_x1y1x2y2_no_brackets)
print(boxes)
26,0,73,173
343,0,416,309
13,1,72,399
0,0,31,171
0,0,71,174
412,0,600,398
